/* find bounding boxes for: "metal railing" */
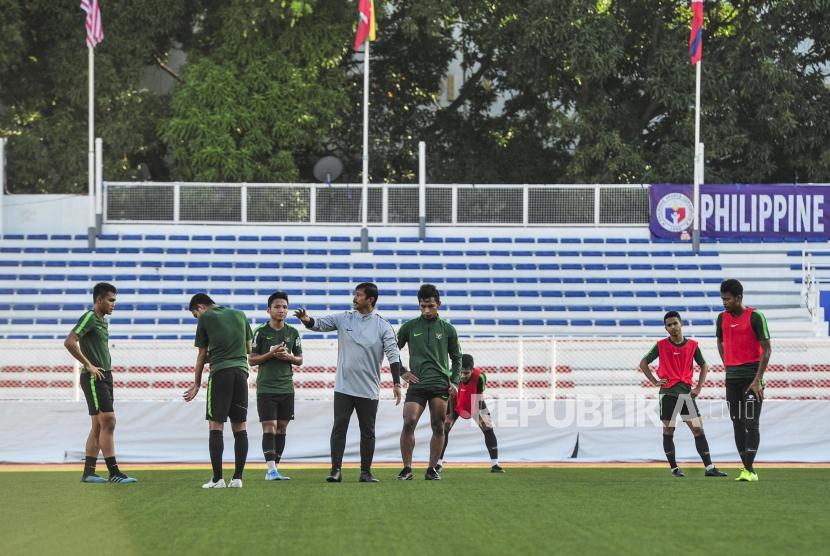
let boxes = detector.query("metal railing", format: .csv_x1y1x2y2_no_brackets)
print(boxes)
103,182,650,227
3,338,829,401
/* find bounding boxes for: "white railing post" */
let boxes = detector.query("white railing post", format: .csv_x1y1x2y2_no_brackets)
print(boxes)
551,337,557,400
95,137,103,232
0,137,5,235
381,183,389,225
451,186,458,225
240,184,248,223
173,183,181,223
309,184,317,224
73,360,81,402
594,185,601,225
517,338,525,401
522,185,529,226
418,141,426,239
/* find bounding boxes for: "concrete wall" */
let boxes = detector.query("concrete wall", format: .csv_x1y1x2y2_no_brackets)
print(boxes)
1,194,91,235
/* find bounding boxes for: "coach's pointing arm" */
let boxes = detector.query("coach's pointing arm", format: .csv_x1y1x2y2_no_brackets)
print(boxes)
294,308,340,332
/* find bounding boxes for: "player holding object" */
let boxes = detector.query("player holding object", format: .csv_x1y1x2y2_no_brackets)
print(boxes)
295,283,402,483
184,294,253,489
438,353,504,474
717,279,771,482
249,291,303,481
640,311,727,478
64,282,137,484
396,284,462,481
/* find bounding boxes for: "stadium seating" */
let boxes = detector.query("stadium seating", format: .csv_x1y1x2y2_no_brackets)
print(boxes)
0,232,819,340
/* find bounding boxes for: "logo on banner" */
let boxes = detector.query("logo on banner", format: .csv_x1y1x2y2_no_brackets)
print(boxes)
655,192,694,233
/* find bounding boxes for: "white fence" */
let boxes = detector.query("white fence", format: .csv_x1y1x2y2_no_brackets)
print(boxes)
103,182,650,226
2,337,829,401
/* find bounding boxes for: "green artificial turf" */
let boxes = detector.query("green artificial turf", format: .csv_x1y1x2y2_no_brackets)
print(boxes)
1,467,826,555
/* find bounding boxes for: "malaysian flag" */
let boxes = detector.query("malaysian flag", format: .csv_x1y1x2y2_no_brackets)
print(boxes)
80,0,104,48
689,0,703,64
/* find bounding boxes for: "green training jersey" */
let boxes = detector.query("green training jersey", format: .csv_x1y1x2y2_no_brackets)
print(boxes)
194,306,253,374
398,316,462,387
253,322,302,394
72,310,110,374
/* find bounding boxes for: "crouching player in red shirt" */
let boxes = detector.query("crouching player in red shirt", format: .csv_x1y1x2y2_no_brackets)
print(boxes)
437,354,504,474
639,311,727,478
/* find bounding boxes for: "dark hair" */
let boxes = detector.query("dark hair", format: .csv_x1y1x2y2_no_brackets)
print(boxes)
267,291,289,307
92,282,116,302
663,310,682,324
720,279,743,297
418,283,440,303
355,282,379,307
461,354,474,369
188,293,215,311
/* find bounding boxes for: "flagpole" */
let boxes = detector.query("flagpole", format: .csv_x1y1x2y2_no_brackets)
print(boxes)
87,45,96,243
692,60,701,254
360,38,370,253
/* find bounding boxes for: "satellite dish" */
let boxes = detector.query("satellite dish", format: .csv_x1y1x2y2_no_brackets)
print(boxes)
313,155,344,184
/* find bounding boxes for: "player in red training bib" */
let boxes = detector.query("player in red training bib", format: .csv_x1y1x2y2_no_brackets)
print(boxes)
438,354,504,474
717,279,771,482
640,311,727,478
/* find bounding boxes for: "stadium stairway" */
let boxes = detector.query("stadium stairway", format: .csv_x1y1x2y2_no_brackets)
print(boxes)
0,232,822,340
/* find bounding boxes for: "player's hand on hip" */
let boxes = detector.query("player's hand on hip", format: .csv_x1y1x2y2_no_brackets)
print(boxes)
691,385,702,398
88,366,106,380
402,371,419,384
393,384,401,405
654,378,668,387
183,383,200,402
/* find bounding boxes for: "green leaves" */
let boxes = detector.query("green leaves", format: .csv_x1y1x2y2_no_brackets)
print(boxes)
161,1,351,182
2,0,829,191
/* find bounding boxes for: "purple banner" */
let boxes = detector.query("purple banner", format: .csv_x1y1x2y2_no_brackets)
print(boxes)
649,184,830,240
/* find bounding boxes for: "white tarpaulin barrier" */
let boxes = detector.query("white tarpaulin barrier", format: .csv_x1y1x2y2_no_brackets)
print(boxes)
1,399,828,463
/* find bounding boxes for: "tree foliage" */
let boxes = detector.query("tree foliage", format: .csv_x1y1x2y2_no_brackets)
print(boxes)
1,0,829,192
160,1,353,182
0,0,201,192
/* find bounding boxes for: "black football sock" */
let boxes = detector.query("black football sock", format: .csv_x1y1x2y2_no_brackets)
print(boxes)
83,456,97,477
745,426,760,472
233,431,248,480
483,428,499,460
275,433,286,464
104,456,120,476
694,433,713,467
262,432,276,462
440,430,450,460
731,420,748,468
209,430,223,482
663,434,677,469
